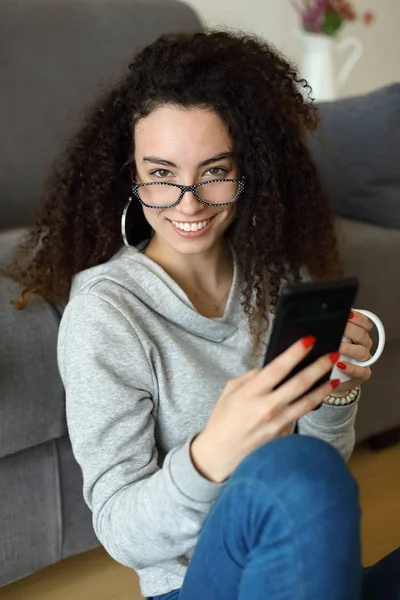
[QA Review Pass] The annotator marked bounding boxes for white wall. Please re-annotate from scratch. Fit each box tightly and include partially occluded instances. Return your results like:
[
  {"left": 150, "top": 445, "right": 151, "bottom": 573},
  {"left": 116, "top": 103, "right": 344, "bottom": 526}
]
[{"left": 185, "top": 0, "right": 400, "bottom": 98}]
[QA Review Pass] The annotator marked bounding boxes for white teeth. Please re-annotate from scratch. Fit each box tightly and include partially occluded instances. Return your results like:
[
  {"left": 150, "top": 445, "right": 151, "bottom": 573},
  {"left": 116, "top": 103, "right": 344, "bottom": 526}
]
[{"left": 172, "top": 219, "right": 210, "bottom": 232}]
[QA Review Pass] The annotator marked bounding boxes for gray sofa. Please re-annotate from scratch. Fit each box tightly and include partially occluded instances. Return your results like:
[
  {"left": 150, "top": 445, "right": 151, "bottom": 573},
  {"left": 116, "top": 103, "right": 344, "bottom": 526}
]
[{"left": 1, "top": 0, "right": 399, "bottom": 590}]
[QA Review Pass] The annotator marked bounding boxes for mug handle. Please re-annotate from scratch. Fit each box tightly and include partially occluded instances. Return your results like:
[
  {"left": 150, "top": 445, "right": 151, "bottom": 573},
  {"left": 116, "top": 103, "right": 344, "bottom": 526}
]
[{"left": 348, "top": 309, "right": 386, "bottom": 367}]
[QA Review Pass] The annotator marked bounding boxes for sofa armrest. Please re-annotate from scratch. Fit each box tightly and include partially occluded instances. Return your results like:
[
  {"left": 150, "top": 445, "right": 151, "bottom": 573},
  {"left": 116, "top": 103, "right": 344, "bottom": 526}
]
[{"left": 0, "top": 229, "right": 66, "bottom": 458}]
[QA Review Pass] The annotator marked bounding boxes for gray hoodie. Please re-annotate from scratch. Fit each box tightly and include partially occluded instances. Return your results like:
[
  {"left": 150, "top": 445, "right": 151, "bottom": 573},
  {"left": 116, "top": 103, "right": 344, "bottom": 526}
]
[{"left": 57, "top": 244, "right": 358, "bottom": 598}]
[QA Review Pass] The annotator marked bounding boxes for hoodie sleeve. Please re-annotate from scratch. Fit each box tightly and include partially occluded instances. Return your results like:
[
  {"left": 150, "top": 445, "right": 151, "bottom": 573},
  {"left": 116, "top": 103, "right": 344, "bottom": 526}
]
[
  {"left": 297, "top": 391, "right": 359, "bottom": 462},
  {"left": 57, "top": 292, "right": 225, "bottom": 571}
]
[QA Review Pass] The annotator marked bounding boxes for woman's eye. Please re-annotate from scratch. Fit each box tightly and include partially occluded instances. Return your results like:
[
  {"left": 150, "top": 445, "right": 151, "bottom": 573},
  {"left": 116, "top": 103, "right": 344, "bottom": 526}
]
[
  {"left": 206, "top": 167, "right": 228, "bottom": 177},
  {"left": 151, "top": 169, "right": 172, "bottom": 178}
]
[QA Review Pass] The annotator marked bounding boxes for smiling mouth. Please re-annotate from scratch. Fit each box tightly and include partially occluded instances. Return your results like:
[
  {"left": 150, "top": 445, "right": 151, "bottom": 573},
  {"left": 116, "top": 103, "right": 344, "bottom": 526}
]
[{"left": 168, "top": 216, "right": 214, "bottom": 232}]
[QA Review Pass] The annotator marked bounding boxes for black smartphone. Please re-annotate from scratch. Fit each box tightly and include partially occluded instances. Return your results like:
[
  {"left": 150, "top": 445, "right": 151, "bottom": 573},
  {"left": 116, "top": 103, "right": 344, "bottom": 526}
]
[{"left": 263, "top": 277, "right": 359, "bottom": 395}]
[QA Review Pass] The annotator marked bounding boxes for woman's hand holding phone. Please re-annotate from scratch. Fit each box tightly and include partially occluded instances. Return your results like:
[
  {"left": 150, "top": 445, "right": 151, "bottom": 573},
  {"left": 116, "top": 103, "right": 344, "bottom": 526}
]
[{"left": 190, "top": 337, "right": 340, "bottom": 483}]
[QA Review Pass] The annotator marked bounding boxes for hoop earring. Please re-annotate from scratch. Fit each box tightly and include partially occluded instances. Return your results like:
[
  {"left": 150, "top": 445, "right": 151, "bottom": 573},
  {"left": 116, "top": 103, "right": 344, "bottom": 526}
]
[{"left": 121, "top": 197, "right": 134, "bottom": 248}]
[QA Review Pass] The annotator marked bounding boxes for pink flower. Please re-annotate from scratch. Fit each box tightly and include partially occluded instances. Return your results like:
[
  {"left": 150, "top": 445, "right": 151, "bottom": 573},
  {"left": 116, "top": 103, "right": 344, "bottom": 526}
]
[
  {"left": 363, "top": 11, "right": 374, "bottom": 25},
  {"left": 290, "top": 0, "right": 374, "bottom": 30},
  {"left": 336, "top": 0, "right": 357, "bottom": 20},
  {"left": 316, "top": 0, "right": 328, "bottom": 10}
]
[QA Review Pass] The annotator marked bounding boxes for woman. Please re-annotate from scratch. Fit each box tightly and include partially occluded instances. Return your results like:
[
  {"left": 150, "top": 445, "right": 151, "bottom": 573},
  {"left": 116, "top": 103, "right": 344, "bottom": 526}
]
[{"left": 5, "top": 31, "right": 399, "bottom": 599}]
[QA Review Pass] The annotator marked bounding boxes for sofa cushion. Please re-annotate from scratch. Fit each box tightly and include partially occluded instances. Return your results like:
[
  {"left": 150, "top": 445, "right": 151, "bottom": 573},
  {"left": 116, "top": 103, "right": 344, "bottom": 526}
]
[
  {"left": 308, "top": 84, "right": 400, "bottom": 229},
  {"left": 0, "top": 229, "right": 66, "bottom": 459},
  {"left": 0, "top": 441, "right": 61, "bottom": 586},
  {"left": 336, "top": 217, "right": 400, "bottom": 343}
]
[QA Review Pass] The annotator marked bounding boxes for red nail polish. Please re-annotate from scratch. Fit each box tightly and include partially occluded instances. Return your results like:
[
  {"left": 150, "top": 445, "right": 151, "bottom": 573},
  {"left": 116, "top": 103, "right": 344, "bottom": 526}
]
[
  {"left": 329, "top": 352, "right": 340, "bottom": 364},
  {"left": 331, "top": 379, "right": 341, "bottom": 389},
  {"left": 337, "top": 362, "right": 346, "bottom": 370},
  {"left": 350, "top": 311, "right": 355, "bottom": 319},
  {"left": 302, "top": 335, "right": 316, "bottom": 349}
]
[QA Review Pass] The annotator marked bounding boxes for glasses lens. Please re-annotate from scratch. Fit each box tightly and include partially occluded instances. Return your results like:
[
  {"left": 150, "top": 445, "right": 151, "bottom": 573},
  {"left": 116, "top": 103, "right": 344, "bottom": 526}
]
[
  {"left": 138, "top": 184, "right": 180, "bottom": 207},
  {"left": 198, "top": 180, "right": 239, "bottom": 204}
]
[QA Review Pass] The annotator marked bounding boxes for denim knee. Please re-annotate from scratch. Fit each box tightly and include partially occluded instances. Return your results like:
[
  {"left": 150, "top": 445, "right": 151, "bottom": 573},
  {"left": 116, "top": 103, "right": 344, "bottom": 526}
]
[{"left": 227, "top": 435, "right": 359, "bottom": 513}]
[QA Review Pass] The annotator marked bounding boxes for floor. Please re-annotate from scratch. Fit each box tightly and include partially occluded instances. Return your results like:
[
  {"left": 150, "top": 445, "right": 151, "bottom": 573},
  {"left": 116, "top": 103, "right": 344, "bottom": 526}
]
[{"left": 2, "top": 442, "right": 400, "bottom": 600}]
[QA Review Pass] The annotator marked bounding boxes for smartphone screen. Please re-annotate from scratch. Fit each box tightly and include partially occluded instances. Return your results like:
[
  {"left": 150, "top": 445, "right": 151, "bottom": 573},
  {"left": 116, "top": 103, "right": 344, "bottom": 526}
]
[{"left": 263, "top": 277, "right": 359, "bottom": 394}]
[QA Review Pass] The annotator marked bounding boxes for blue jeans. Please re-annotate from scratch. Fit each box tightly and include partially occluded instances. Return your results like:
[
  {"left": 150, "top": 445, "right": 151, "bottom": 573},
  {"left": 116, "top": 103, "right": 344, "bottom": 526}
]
[{"left": 147, "top": 436, "right": 400, "bottom": 600}]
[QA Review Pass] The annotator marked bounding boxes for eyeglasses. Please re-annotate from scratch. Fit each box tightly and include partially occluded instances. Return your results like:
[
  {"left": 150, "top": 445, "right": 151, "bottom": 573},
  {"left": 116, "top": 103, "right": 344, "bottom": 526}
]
[{"left": 131, "top": 178, "right": 246, "bottom": 209}]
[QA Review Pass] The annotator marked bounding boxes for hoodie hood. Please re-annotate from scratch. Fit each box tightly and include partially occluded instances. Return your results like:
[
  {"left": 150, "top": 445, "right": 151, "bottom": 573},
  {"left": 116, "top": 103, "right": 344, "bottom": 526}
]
[{"left": 70, "top": 244, "right": 242, "bottom": 343}]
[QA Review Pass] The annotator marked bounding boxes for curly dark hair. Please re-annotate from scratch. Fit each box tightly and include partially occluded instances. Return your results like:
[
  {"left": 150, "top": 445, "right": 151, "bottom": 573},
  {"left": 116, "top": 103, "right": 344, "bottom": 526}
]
[{"left": 4, "top": 30, "right": 342, "bottom": 339}]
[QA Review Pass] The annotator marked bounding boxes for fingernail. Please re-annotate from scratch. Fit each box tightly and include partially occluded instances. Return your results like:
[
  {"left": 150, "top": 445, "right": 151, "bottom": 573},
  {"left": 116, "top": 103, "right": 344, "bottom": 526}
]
[
  {"left": 337, "top": 362, "right": 347, "bottom": 370},
  {"left": 331, "top": 379, "right": 341, "bottom": 389},
  {"left": 302, "top": 335, "right": 316, "bottom": 349},
  {"left": 350, "top": 311, "right": 355, "bottom": 319},
  {"left": 329, "top": 351, "right": 340, "bottom": 364}
]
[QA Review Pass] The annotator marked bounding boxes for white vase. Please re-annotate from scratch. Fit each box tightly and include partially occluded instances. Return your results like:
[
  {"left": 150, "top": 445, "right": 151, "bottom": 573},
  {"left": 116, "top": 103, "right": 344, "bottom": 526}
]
[{"left": 299, "top": 32, "right": 364, "bottom": 101}]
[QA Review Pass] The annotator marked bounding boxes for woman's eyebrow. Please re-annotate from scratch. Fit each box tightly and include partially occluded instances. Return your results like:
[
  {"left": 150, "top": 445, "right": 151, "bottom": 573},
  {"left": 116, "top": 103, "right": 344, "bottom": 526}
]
[
  {"left": 142, "top": 156, "right": 177, "bottom": 167},
  {"left": 198, "top": 152, "right": 232, "bottom": 167},
  {"left": 142, "top": 152, "right": 232, "bottom": 169}
]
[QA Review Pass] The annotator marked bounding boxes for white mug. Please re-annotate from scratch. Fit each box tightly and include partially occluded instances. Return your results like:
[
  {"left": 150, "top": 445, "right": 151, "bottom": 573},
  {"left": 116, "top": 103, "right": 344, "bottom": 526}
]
[{"left": 331, "top": 309, "right": 386, "bottom": 383}]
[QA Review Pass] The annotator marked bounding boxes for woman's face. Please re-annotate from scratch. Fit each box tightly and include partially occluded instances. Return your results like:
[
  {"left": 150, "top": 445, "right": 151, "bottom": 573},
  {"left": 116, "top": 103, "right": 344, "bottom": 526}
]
[{"left": 134, "top": 105, "right": 238, "bottom": 256}]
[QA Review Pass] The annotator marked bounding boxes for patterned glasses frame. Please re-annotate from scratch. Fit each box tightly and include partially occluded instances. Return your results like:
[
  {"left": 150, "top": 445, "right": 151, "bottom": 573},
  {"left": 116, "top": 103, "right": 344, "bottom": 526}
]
[{"left": 131, "top": 177, "right": 246, "bottom": 210}]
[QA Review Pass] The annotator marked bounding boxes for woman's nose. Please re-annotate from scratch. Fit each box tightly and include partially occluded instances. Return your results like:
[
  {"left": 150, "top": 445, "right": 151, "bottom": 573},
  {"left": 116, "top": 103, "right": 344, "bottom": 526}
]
[{"left": 176, "top": 188, "right": 203, "bottom": 215}]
